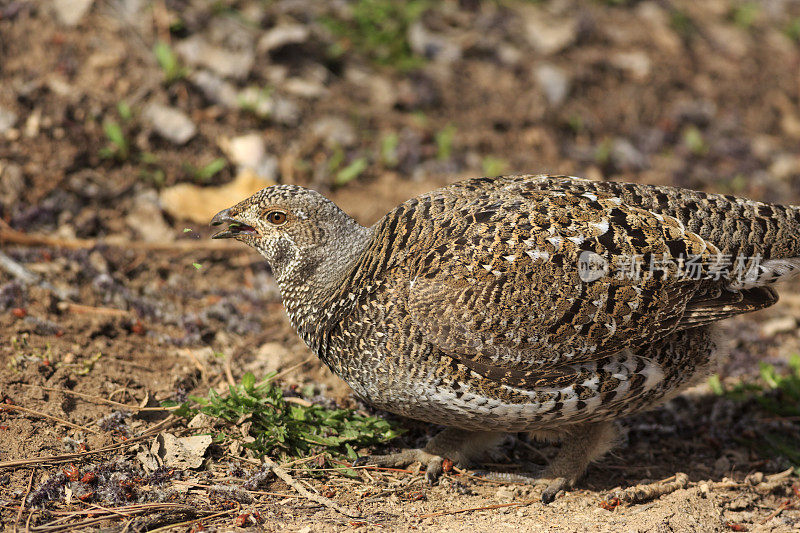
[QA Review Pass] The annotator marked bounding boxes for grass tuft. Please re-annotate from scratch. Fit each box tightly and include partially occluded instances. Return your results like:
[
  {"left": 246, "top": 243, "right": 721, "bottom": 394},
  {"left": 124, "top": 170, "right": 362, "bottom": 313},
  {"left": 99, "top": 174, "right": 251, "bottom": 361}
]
[
  {"left": 323, "top": 0, "right": 429, "bottom": 70},
  {"left": 710, "top": 356, "right": 800, "bottom": 471},
  {"left": 166, "top": 372, "right": 402, "bottom": 460}
]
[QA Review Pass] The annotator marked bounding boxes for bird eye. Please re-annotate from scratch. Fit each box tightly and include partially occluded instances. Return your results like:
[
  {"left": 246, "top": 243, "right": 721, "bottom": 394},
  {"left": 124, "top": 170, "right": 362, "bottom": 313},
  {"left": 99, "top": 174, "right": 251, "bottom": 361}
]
[{"left": 266, "top": 211, "right": 287, "bottom": 225}]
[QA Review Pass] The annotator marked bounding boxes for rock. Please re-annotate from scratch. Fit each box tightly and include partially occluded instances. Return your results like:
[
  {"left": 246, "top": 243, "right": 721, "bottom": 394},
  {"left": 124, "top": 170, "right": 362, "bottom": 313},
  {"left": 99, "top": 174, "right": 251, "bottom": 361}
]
[
  {"left": 237, "top": 86, "right": 274, "bottom": 118},
  {"left": 636, "top": 2, "right": 682, "bottom": 54},
  {"left": 408, "top": 21, "right": 461, "bottom": 63},
  {"left": 283, "top": 77, "right": 328, "bottom": 98},
  {"left": 495, "top": 485, "right": 516, "bottom": 501},
  {"left": 0, "top": 106, "right": 18, "bottom": 134},
  {"left": 253, "top": 342, "right": 294, "bottom": 375},
  {"left": 770, "top": 154, "right": 800, "bottom": 181},
  {"left": 144, "top": 103, "right": 196, "bottom": 145},
  {"left": 188, "top": 413, "right": 216, "bottom": 429},
  {"left": 190, "top": 70, "right": 239, "bottom": 108},
  {"left": 496, "top": 44, "right": 522, "bottom": 66},
  {"left": 175, "top": 35, "right": 254, "bottom": 80},
  {"left": 611, "top": 138, "right": 648, "bottom": 170},
  {"left": 311, "top": 116, "right": 357, "bottom": 148},
  {"left": 706, "top": 24, "right": 750, "bottom": 59},
  {"left": 534, "top": 63, "right": 570, "bottom": 107},
  {"left": 760, "top": 316, "right": 797, "bottom": 337},
  {"left": 221, "top": 133, "right": 279, "bottom": 180},
  {"left": 258, "top": 23, "right": 310, "bottom": 53},
  {"left": 52, "top": 0, "right": 93, "bottom": 26},
  {"left": 24, "top": 109, "right": 40, "bottom": 137},
  {"left": 223, "top": 133, "right": 266, "bottom": 169},
  {"left": 125, "top": 190, "right": 174, "bottom": 242},
  {"left": 152, "top": 432, "right": 212, "bottom": 469},
  {"left": 136, "top": 445, "right": 161, "bottom": 473},
  {"left": 345, "top": 67, "right": 397, "bottom": 110},
  {"left": 160, "top": 170, "right": 275, "bottom": 223},
  {"left": 0, "top": 162, "right": 24, "bottom": 207},
  {"left": 610, "top": 51, "right": 651, "bottom": 81},
  {"left": 270, "top": 96, "right": 301, "bottom": 126},
  {"left": 521, "top": 7, "right": 577, "bottom": 55}
]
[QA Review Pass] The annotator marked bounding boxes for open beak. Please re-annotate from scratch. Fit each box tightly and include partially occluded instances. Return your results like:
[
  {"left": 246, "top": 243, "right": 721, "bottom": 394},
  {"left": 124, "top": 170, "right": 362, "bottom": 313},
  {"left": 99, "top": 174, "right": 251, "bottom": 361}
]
[{"left": 210, "top": 208, "right": 258, "bottom": 239}]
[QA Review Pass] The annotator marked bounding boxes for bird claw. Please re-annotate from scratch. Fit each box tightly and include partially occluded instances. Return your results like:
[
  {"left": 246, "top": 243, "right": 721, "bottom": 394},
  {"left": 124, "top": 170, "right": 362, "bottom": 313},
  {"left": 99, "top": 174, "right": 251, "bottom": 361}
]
[
  {"left": 470, "top": 469, "right": 568, "bottom": 504},
  {"left": 353, "top": 448, "right": 447, "bottom": 484}
]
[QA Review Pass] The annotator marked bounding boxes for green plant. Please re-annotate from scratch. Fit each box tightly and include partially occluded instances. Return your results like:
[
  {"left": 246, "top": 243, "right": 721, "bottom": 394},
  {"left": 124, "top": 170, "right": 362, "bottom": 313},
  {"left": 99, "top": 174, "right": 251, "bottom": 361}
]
[
  {"left": 709, "top": 356, "right": 800, "bottom": 471},
  {"left": 731, "top": 2, "right": 760, "bottom": 29},
  {"left": 482, "top": 156, "right": 508, "bottom": 176},
  {"left": 669, "top": 9, "right": 696, "bottom": 38},
  {"left": 166, "top": 372, "right": 402, "bottom": 460},
  {"left": 117, "top": 101, "right": 133, "bottom": 121},
  {"left": 435, "top": 124, "right": 456, "bottom": 161},
  {"left": 154, "top": 41, "right": 187, "bottom": 83},
  {"left": 785, "top": 18, "right": 800, "bottom": 42},
  {"left": 184, "top": 158, "right": 228, "bottom": 183},
  {"left": 594, "top": 138, "right": 614, "bottom": 165},
  {"left": 380, "top": 133, "right": 399, "bottom": 168},
  {"left": 335, "top": 157, "right": 368, "bottom": 186},
  {"left": 683, "top": 126, "right": 708, "bottom": 156},
  {"left": 323, "top": 0, "right": 429, "bottom": 70},
  {"left": 99, "top": 120, "right": 129, "bottom": 161}
]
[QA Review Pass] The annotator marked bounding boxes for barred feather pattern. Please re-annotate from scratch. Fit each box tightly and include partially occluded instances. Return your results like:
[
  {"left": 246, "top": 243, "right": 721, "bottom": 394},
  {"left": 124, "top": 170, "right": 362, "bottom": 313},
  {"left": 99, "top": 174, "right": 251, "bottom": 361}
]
[{"left": 218, "top": 175, "right": 800, "bottom": 432}]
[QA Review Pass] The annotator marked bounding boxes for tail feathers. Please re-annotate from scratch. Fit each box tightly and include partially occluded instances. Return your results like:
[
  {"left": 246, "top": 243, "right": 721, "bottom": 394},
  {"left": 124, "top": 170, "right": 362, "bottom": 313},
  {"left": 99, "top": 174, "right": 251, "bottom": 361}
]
[{"left": 728, "top": 257, "right": 800, "bottom": 290}]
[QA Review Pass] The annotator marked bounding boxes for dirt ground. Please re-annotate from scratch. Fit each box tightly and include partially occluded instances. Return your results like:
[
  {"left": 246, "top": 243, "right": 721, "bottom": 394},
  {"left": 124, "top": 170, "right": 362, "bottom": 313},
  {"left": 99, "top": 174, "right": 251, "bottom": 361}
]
[{"left": 3, "top": 0, "right": 800, "bottom": 531}]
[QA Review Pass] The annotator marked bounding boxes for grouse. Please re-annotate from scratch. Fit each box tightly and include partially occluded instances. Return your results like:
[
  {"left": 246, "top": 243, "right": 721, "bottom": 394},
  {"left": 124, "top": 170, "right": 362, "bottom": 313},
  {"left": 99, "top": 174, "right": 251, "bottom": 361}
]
[{"left": 211, "top": 174, "right": 800, "bottom": 502}]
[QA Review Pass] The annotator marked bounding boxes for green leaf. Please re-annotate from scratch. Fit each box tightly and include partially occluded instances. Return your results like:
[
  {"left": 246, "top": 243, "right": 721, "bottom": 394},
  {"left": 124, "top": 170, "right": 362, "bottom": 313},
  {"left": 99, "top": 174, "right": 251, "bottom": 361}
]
[
  {"left": 707, "top": 374, "right": 723, "bottom": 395},
  {"left": 241, "top": 372, "right": 256, "bottom": 392},
  {"left": 334, "top": 157, "right": 368, "bottom": 186},
  {"left": 435, "top": 124, "right": 456, "bottom": 161},
  {"left": 171, "top": 372, "right": 403, "bottom": 459},
  {"left": 154, "top": 41, "right": 187, "bottom": 82}
]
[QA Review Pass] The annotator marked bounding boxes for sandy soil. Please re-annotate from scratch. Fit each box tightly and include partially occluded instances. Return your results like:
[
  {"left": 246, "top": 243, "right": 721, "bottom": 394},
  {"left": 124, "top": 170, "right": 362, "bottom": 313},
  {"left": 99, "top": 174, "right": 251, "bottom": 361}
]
[{"left": 3, "top": 0, "right": 800, "bottom": 530}]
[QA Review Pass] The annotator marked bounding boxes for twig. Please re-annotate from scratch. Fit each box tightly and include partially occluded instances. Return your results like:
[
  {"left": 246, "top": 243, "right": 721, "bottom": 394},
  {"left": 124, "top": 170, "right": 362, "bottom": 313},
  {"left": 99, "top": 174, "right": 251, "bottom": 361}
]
[
  {"left": 416, "top": 499, "right": 538, "bottom": 519},
  {"left": 171, "top": 480, "right": 298, "bottom": 499},
  {"left": 0, "top": 416, "right": 177, "bottom": 469},
  {"left": 29, "top": 386, "right": 178, "bottom": 412},
  {"left": 223, "top": 354, "right": 236, "bottom": 388},
  {"left": 280, "top": 452, "right": 326, "bottom": 469},
  {"left": 1, "top": 404, "right": 100, "bottom": 434},
  {"left": 29, "top": 503, "right": 208, "bottom": 533},
  {"left": 0, "top": 250, "right": 73, "bottom": 300},
  {"left": 0, "top": 250, "right": 38, "bottom": 284},
  {"left": 267, "top": 356, "right": 316, "bottom": 384},
  {"left": 262, "top": 456, "right": 361, "bottom": 518},
  {"left": 761, "top": 499, "right": 796, "bottom": 524},
  {"left": 146, "top": 509, "right": 238, "bottom": 533},
  {"left": 0, "top": 227, "right": 242, "bottom": 252},
  {"left": 59, "top": 303, "right": 131, "bottom": 317},
  {"left": 14, "top": 469, "right": 35, "bottom": 533},
  {"left": 183, "top": 348, "right": 208, "bottom": 380},
  {"left": 608, "top": 472, "right": 689, "bottom": 504}
]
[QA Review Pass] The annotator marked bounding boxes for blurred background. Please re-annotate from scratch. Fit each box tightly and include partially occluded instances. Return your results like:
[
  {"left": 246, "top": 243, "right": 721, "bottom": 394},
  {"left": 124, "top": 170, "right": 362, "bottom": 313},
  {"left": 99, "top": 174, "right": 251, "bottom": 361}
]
[
  {"left": 3, "top": 0, "right": 800, "bottom": 234},
  {"left": 4, "top": 1, "right": 800, "bottom": 528}
]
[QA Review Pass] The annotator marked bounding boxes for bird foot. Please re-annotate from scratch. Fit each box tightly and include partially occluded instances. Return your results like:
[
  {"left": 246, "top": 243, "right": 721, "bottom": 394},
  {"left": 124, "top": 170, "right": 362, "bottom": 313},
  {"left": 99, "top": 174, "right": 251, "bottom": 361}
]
[
  {"left": 354, "top": 428, "right": 504, "bottom": 484},
  {"left": 353, "top": 447, "right": 457, "bottom": 484},
  {"left": 471, "top": 470, "right": 569, "bottom": 504}
]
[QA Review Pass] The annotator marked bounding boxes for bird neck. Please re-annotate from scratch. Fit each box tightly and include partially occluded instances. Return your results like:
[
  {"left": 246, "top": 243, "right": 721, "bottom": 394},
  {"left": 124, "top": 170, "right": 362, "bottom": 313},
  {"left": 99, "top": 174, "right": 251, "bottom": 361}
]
[{"left": 275, "top": 220, "right": 374, "bottom": 346}]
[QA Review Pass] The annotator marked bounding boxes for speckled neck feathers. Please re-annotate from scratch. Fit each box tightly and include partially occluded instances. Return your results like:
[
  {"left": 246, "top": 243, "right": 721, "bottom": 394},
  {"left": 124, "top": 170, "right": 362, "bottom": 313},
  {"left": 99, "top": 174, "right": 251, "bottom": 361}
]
[{"left": 273, "top": 209, "right": 374, "bottom": 342}]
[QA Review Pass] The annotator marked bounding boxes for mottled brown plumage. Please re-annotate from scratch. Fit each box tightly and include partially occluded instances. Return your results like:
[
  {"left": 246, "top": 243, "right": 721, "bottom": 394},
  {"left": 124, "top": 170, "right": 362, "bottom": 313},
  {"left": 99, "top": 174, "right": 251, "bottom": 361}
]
[{"left": 211, "top": 175, "right": 800, "bottom": 502}]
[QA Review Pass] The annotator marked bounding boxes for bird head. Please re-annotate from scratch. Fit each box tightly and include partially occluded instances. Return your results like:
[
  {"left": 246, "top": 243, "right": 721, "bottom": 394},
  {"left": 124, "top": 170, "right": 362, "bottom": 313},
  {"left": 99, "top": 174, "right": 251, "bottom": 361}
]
[{"left": 210, "top": 185, "right": 367, "bottom": 282}]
